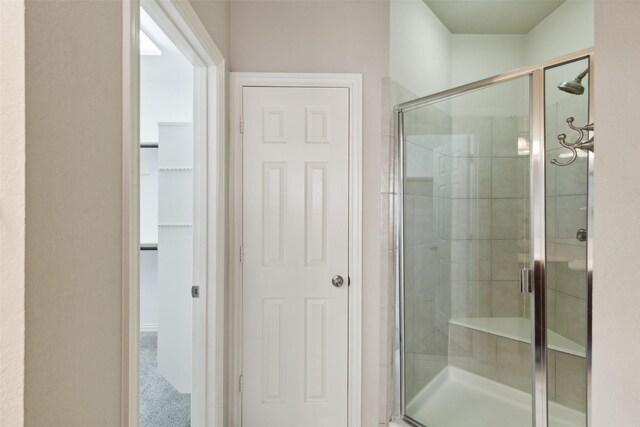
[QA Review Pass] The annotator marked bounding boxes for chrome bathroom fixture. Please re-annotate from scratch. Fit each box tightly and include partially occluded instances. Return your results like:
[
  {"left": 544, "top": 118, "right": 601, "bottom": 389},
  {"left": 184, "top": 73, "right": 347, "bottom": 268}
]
[
  {"left": 558, "top": 68, "right": 589, "bottom": 95},
  {"left": 576, "top": 228, "right": 588, "bottom": 243},
  {"left": 551, "top": 117, "right": 594, "bottom": 166}
]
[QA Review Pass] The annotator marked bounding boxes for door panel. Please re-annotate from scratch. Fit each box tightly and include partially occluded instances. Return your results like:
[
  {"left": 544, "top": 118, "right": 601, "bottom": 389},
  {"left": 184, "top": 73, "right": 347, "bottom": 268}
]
[
  {"left": 242, "top": 87, "right": 349, "bottom": 427},
  {"left": 157, "top": 123, "right": 194, "bottom": 394},
  {"left": 401, "top": 75, "right": 534, "bottom": 427}
]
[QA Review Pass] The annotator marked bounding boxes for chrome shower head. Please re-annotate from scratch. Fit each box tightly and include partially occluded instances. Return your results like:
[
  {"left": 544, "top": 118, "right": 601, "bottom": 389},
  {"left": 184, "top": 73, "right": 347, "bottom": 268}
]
[{"left": 558, "top": 68, "right": 589, "bottom": 95}]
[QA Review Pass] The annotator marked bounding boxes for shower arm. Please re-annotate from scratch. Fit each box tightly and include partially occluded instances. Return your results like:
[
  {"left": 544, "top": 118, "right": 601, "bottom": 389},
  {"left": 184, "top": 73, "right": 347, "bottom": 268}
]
[
  {"left": 550, "top": 117, "right": 594, "bottom": 166},
  {"left": 576, "top": 68, "right": 590, "bottom": 81}
]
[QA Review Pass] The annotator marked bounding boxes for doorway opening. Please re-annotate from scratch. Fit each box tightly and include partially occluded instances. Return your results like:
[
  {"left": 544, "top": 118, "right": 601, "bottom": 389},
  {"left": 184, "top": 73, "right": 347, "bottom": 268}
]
[
  {"left": 139, "top": 7, "right": 194, "bottom": 426},
  {"left": 123, "top": 1, "right": 226, "bottom": 426}
]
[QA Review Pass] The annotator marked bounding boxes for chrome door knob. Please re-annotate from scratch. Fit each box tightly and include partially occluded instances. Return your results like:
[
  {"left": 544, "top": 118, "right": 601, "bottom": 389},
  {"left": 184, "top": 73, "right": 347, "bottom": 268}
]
[{"left": 332, "top": 275, "right": 344, "bottom": 288}]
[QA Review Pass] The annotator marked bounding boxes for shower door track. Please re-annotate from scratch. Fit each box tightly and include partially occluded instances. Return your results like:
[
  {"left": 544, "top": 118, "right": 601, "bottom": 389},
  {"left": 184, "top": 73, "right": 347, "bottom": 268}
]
[{"left": 393, "top": 47, "right": 594, "bottom": 427}]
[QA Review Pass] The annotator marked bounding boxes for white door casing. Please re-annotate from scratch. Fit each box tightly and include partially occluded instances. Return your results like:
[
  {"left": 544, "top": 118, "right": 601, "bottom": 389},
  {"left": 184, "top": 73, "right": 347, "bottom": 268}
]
[{"left": 242, "top": 87, "right": 349, "bottom": 426}]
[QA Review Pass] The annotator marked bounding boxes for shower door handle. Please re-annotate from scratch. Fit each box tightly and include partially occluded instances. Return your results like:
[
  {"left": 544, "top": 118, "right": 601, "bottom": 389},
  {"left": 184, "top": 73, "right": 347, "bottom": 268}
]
[{"left": 520, "top": 268, "right": 532, "bottom": 294}]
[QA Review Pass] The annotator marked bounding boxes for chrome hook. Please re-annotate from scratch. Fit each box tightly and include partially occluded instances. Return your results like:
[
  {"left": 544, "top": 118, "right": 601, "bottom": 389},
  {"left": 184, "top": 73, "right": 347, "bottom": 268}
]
[{"left": 550, "top": 117, "right": 594, "bottom": 166}]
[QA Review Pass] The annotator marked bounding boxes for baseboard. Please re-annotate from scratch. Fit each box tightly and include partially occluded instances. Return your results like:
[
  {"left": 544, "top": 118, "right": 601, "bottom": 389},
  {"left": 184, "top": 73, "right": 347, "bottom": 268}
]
[{"left": 140, "top": 323, "right": 158, "bottom": 333}]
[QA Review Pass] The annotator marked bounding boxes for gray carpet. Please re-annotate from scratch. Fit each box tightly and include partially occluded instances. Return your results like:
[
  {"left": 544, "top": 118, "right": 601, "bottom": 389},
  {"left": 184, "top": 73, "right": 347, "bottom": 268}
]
[{"left": 140, "top": 332, "right": 191, "bottom": 427}]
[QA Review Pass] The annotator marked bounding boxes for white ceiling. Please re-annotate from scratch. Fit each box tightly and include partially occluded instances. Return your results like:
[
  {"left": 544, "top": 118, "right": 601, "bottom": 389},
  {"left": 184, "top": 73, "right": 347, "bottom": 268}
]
[
  {"left": 139, "top": 9, "right": 192, "bottom": 84},
  {"left": 424, "top": 0, "right": 566, "bottom": 34}
]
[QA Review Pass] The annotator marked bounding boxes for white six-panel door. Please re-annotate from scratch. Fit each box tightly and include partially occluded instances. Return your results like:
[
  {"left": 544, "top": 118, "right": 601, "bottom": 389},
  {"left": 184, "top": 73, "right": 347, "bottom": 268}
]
[{"left": 242, "top": 86, "right": 350, "bottom": 427}]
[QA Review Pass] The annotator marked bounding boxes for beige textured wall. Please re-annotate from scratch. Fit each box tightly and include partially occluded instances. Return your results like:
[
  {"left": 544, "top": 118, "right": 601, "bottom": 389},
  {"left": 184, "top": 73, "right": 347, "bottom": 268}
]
[
  {"left": 15, "top": 1, "right": 230, "bottom": 425},
  {"left": 23, "top": 1, "right": 123, "bottom": 425},
  {"left": 20, "top": 1, "right": 231, "bottom": 425},
  {"left": 230, "top": 1, "right": 391, "bottom": 424},
  {"left": 592, "top": 1, "right": 640, "bottom": 425},
  {"left": 0, "top": 1, "right": 26, "bottom": 426},
  {"left": 189, "top": 0, "right": 230, "bottom": 60}
]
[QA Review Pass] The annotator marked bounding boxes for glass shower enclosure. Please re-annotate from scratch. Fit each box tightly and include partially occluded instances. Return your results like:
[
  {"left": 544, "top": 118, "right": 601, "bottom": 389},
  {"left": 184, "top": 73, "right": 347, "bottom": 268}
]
[{"left": 395, "top": 50, "right": 593, "bottom": 427}]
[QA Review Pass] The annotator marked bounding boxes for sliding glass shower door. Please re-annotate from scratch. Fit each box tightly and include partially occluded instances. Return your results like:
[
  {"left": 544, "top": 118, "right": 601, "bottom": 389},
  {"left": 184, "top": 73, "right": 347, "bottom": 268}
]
[{"left": 397, "top": 51, "right": 593, "bottom": 427}]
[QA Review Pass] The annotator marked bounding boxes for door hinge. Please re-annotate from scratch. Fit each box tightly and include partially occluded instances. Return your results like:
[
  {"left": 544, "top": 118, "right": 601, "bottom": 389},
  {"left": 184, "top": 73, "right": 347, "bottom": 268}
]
[
  {"left": 191, "top": 285, "right": 200, "bottom": 298},
  {"left": 239, "top": 374, "right": 244, "bottom": 393},
  {"left": 240, "top": 246, "right": 244, "bottom": 264},
  {"left": 240, "top": 116, "right": 244, "bottom": 134},
  {"left": 348, "top": 276, "right": 351, "bottom": 287}
]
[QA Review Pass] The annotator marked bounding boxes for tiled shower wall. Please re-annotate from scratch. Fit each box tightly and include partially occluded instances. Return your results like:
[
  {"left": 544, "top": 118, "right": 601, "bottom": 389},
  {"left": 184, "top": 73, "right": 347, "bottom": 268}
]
[
  {"left": 444, "top": 97, "right": 589, "bottom": 412},
  {"left": 378, "top": 79, "right": 395, "bottom": 424},
  {"left": 444, "top": 112, "right": 532, "bottom": 390},
  {"left": 402, "top": 108, "right": 453, "bottom": 403}
]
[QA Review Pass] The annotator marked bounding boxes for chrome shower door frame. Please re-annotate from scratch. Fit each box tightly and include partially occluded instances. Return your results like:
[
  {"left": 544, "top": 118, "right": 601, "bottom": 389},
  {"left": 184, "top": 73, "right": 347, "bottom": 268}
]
[{"left": 393, "top": 48, "right": 595, "bottom": 427}]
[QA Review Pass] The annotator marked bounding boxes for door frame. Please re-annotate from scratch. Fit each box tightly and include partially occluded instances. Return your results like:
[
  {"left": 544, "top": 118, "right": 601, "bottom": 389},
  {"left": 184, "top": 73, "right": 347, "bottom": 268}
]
[
  {"left": 229, "top": 73, "right": 363, "bottom": 427},
  {"left": 122, "top": 1, "right": 226, "bottom": 426}
]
